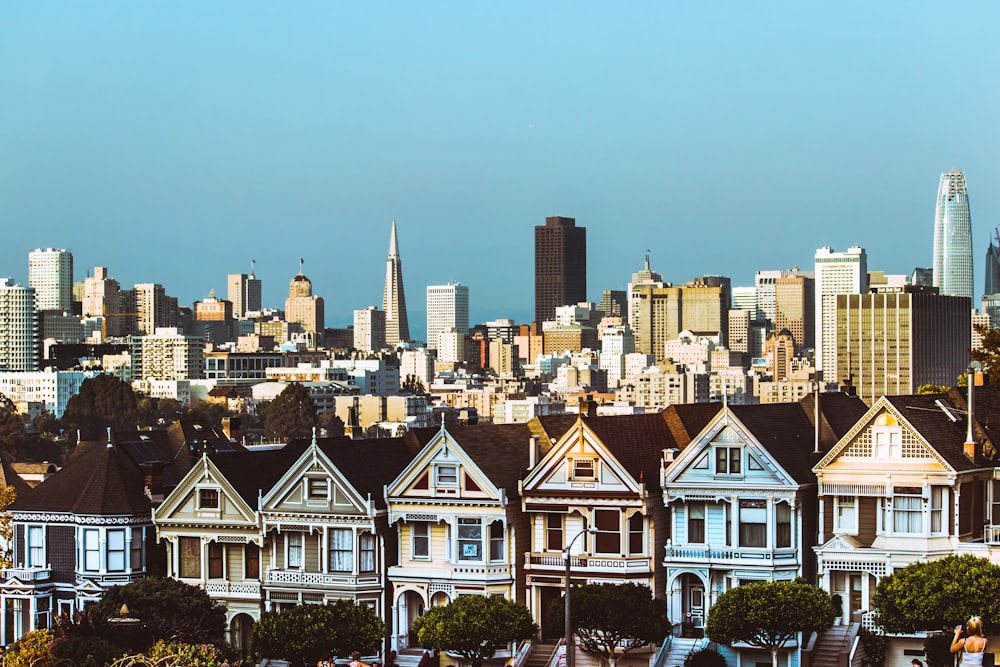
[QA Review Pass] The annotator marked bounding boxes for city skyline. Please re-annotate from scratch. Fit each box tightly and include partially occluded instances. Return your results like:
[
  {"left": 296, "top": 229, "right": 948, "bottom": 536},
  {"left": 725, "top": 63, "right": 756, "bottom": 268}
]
[{"left": 2, "top": 3, "right": 999, "bottom": 332}]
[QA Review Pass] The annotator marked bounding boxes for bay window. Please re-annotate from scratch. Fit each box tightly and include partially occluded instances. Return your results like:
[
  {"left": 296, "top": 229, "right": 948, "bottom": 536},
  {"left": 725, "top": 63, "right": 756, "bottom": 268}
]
[{"left": 458, "top": 518, "right": 482, "bottom": 561}]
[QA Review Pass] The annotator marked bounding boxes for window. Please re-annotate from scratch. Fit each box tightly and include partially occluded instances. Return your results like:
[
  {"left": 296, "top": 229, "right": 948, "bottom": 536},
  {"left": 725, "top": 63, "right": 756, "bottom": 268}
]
[
  {"left": 893, "top": 487, "right": 922, "bottom": 534},
  {"left": 412, "top": 522, "right": 430, "bottom": 559},
  {"left": 688, "top": 504, "right": 706, "bottom": 543},
  {"left": 245, "top": 543, "right": 260, "bottom": 579},
  {"left": 435, "top": 465, "right": 458, "bottom": 487},
  {"left": 489, "top": 521, "right": 504, "bottom": 561},
  {"left": 594, "top": 509, "right": 620, "bottom": 554},
  {"left": 571, "top": 458, "right": 597, "bottom": 480},
  {"left": 199, "top": 488, "right": 219, "bottom": 509},
  {"left": 836, "top": 496, "right": 857, "bottom": 532},
  {"left": 716, "top": 447, "right": 741, "bottom": 475},
  {"left": 359, "top": 533, "right": 375, "bottom": 572},
  {"left": 458, "top": 518, "right": 482, "bottom": 561},
  {"left": 307, "top": 478, "right": 329, "bottom": 500},
  {"left": 130, "top": 527, "right": 143, "bottom": 570},
  {"left": 546, "top": 514, "right": 563, "bottom": 552},
  {"left": 179, "top": 536, "right": 201, "bottom": 578},
  {"left": 329, "top": 528, "right": 352, "bottom": 572},
  {"left": 739, "top": 500, "right": 766, "bottom": 547},
  {"left": 628, "top": 513, "right": 644, "bottom": 555},
  {"left": 84, "top": 529, "right": 100, "bottom": 571},
  {"left": 27, "top": 526, "right": 44, "bottom": 567},
  {"left": 208, "top": 542, "right": 224, "bottom": 578},
  {"left": 107, "top": 530, "right": 126, "bottom": 572},
  {"left": 287, "top": 533, "right": 303, "bottom": 568},
  {"left": 776, "top": 503, "right": 791, "bottom": 548},
  {"left": 931, "top": 487, "right": 945, "bottom": 534}
]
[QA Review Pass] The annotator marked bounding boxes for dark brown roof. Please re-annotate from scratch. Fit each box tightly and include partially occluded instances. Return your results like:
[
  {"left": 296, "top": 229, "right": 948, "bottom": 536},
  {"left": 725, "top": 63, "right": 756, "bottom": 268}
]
[
  {"left": 2, "top": 459, "right": 33, "bottom": 495},
  {"left": 662, "top": 403, "right": 722, "bottom": 445},
  {"left": 406, "top": 423, "right": 536, "bottom": 493},
  {"left": 728, "top": 395, "right": 868, "bottom": 485},
  {"left": 210, "top": 444, "right": 308, "bottom": 507},
  {"left": 883, "top": 393, "right": 998, "bottom": 472},
  {"left": 320, "top": 437, "right": 423, "bottom": 508},
  {"left": 11, "top": 440, "right": 151, "bottom": 516}
]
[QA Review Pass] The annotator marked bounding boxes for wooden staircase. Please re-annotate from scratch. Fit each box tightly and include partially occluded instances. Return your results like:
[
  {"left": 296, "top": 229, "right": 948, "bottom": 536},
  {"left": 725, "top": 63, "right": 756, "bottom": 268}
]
[
  {"left": 523, "top": 641, "right": 561, "bottom": 667},
  {"left": 810, "top": 625, "right": 855, "bottom": 667},
  {"left": 658, "top": 637, "right": 703, "bottom": 667}
]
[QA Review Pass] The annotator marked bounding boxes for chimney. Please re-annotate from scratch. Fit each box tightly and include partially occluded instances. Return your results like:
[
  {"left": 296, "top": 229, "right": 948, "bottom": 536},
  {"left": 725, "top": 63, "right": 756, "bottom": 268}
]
[
  {"left": 529, "top": 435, "right": 540, "bottom": 469},
  {"left": 143, "top": 462, "right": 164, "bottom": 505},
  {"left": 964, "top": 363, "right": 979, "bottom": 460},
  {"left": 221, "top": 416, "right": 241, "bottom": 442}
]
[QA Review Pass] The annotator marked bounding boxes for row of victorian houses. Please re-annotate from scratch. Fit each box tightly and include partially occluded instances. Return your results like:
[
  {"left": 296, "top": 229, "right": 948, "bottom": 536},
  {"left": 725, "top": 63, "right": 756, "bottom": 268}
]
[{"left": 3, "top": 387, "right": 1000, "bottom": 667}]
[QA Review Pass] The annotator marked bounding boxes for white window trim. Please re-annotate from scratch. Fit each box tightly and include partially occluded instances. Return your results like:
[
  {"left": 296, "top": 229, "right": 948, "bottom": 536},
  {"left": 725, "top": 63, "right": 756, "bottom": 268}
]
[
  {"left": 435, "top": 464, "right": 458, "bottom": 488},
  {"left": 411, "top": 522, "right": 430, "bottom": 560},
  {"left": 286, "top": 532, "right": 304, "bottom": 569},
  {"left": 26, "top": 524, "right": 46, "bottom": 568}
]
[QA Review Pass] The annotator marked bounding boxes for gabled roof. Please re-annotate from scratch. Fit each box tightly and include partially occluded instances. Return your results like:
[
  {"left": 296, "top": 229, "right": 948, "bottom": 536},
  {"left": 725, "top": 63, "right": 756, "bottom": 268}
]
[
  {"left": 405, "top": 422, "right": 535, "bottom": 492},
  {"left": 11, "top": 440, "right": 151, "bottom": 516},
  {"left": 881, "top": 393, "right": 997, "bottom": 471},
  {"left": 1, "top": 459, "right": 32, "bottom": 495},
  {"left": 319, "top": 436, "right": 422, "bottom": 509},
  {"left": 662, "top": 403, "right": 722, "bottom": 446},
  {"left": 727, "top": 402, "right": 828, "bottom": 484},
  {"left": 210, "top": 444, "right": 308, "bottom": 508}
]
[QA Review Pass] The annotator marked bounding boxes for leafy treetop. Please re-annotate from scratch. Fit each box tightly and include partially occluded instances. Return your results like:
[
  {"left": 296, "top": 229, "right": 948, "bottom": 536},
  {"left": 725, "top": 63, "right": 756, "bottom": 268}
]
[
  {"left": 253, "top": 600, "right": 383, "bottom": 666},
  {"left": 414, "top": 595, "right": 537, "bottom": 667},
  {"left": 262, "top": 382, "right": 317, "bottom": 441}
]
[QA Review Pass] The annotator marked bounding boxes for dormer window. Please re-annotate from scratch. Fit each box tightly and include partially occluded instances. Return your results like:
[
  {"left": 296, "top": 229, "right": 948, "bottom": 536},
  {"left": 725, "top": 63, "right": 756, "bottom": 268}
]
[
  {"left": 716, "top": 447, "right": 741, "bottom": 475},
  {"left": 571, "top": 458, "right": 597, "bottom": 480},
  {"left": 435, "top": 465, "right": 458, "bottom": 487},
  {"left": 199, "top": 489, "right": 219, "bottom": 509}
]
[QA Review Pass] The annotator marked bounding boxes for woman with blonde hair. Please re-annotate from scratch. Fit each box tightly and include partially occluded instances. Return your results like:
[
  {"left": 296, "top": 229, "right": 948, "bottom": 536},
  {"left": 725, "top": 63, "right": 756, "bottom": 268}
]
[{"left": 951, "top": 616, "right": 988, "bottom": 664}]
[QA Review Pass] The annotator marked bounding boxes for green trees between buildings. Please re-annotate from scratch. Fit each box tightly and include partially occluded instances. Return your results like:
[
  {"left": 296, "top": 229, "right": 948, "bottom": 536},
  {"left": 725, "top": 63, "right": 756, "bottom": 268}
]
[
  {"left": 62, "top": 374, "right": 140, "bottom": 439},
  {"left": 261, "top": 382, "right": 317, "bottom": 442},
  {"left": 872, "top": 554, "right": 1000, "bottom": 634},
  {"left": 0, "top": 392, "right": 24, "bottom": 459},
  {"left": 548, "top": 583, "right": 668, "bottom": 667},
  {"left": 253, "top": 600, "right": 384, "bottom": 666},
  {"left": 413, "top": 595, "right": 537, "bottom": 667},
  {"left": 705, "top": 580, "right": 834, "bottom": 667}
]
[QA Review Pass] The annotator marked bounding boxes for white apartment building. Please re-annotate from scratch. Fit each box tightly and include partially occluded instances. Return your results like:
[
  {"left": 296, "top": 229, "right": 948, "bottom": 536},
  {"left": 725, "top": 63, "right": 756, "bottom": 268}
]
[
  {"left": 436, "top": 329, "right": 465, "bottom": 363},
  {"left": 329, "top": 358, "right": 400, "bottom": 395},
  {"left": 353, "top": 306, "right": 386, "bottom": 353},
  {"left": 132, "top": 327, "right": 204, "bottom": 381},
  {"left": 491, "top": 395, "right": 565, "bottom": 424},
  {"left": 426, "top": 282, "right": 468, "bottom": 350},
  {"left": 0, "top": 279, "right": 39, "bottom": 371},
  {"left": 227, "top": 272, "right": 262, "bottom": 318},
  {"left": 628, "top": 365, "right": 709, "bottom": 409},
  {"left": 400, "top": 348, "right": 435, "bottom": 392},
  {"left": 28, "top": 248, "right": 73, "bottom": 312},
  {"left": 599, "top": 325, "right": 635, "bottom": 388},
  {"left": 814, "top": 246, "right": 867, "bottom": 382},
  {"left": 82, "top": 267, "right": 124, "bottom": 338},
  {"left": 0, "top": 370, "right": 94, "bottom": 418}
]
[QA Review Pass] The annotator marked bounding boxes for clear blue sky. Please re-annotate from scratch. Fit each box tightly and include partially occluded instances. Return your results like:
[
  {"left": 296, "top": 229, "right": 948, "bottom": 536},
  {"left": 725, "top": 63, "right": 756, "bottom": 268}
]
[{"left": 2, "top": 2, "right": 998, "bottom": 337}]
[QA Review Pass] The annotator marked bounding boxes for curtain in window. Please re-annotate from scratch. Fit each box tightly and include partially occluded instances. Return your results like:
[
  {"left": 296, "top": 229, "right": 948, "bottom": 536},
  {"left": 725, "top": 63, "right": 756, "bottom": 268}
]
[
  {"left": 179, "top": 536, "right": 201, "bottom": 578},
  {"left": 739, "top": 504, "right": 766, "bottom": 547},
  {"left": 107, "top": 530, "right": 126, "bottom": 572},
  {"left": 359, "top": 534, "right": 375, "bottom": 572},
  {"left": 329, "top": 529, "right": 352, "bottom": 572}
]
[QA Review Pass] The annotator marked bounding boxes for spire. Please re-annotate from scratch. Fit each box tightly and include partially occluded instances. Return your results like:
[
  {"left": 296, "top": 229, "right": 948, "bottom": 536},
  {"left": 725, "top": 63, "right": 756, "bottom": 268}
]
[{"left": 388, "top": 219, "right": 400, "bottom": 260}]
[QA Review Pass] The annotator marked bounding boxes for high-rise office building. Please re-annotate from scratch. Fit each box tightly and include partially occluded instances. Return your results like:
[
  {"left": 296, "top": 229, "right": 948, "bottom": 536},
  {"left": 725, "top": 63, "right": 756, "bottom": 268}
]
[
  {"left": 132, "top": 327, "right": 204, "bottom": 381},
  {"left": 626, "top": 252, "right": 664, "bottom": 326},
  {"left": 382, "top": 220, "right": 410, "bottom": 345},
  {"left": 630, "top": 283, "right": 728, "bottom": 363},
  {"left": 228, "top": 270, "right": 262, "bottom": 318},
  {"left": 28, "top": 248, "right": 73, "bottom": 312},
  {"left": 597, "top": 290, "right": 628, "bottom": 322},
  {"left": 836, "top": 286, "right": 969, "bottom": 402},
  {"left": 354, "top": 306, "right": 386, "bottom": 353},
  {"left": 82, "top": 267, "right": 124, "bottom": 338},
  {"left": 285, "top": 272, "right": 324, "bottom": 334},
  {"left": 132, "top": 283, "right": 178, "bottom": 336},
  {"left": 933, "top": 167, "right": 973, "bottom": 301},
  {"left": 426, "top": 282, "right": 469, "bottom": 351},
  {"left": 774, "top": 274, "right": 814, "bottom": 352},
  {"left": 0, "top": 279, "right": 39, "bottom": 371},
  {"left": 534, "top": 216, "right": 586, "bottom": 325},
  {"left": 985, "top": 228, "right": 1000, "bottom": 298},
  {"left": 814, "top": 246, "right": 868, "bottom": 380}
]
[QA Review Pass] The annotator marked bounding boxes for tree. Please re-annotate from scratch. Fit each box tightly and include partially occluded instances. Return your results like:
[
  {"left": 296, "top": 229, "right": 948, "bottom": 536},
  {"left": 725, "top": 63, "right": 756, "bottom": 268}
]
[
  {"left": 253, "top": 601, "right": 383, "bottom": 666},
  {"left": 871, "top": 554, "right": 1000, "bottom": 634},
  {"left": 971, "top": 325, "right": 1000, "bottom": 385},
  {"left": 90, "top": 576, "right": 226, "bottom": 650},
  {"left": 318, "top": 411, "right": 345, "bottom": 437},
  {"left": 262, "top": 382, "right": 317, "bottom": 441},
  {"left": 402, "top": 374, "right": 425, "bottom": 395},
  {"left": 413, "top": 595, "right": 537, "bottom": 667},
  {"left": 548, "top": 583, "right": 668, "bottom": 667},
  {"left": 705, "top": 580, "right": 835, "bottom": 667},
  {"left": 0, "top": 392, "right": 24, "bottom": 459},
  {"left": 0, "top": 484, "right": 17, "bottom": 568},
  {"left": 62, "top": 374, "right": 141, "bottom": 439},
  {"left": 32, "top": 411, "right": 62, "bottom": 438},
  {"left": 917, "top": 384, "right": 949, "bottom": 395}
]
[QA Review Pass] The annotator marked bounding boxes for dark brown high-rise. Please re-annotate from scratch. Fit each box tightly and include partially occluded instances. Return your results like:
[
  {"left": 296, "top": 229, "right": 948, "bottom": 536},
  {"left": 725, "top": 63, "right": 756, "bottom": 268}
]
[{"left": 534, "top": 216, "right": 586, "bottom": 325}]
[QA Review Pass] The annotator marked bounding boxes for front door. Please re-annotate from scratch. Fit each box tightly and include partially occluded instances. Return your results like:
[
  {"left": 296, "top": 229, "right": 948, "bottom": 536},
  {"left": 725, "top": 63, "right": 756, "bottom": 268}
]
[
  {"left": 687, "top": 583, "right": 705, "bottom": 628},
  {"left": 540, "top": 586, "right": 562, "bottom": 640}
]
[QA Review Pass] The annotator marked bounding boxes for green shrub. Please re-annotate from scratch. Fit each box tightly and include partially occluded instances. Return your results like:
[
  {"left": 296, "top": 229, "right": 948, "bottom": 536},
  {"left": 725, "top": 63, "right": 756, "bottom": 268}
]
[
  {"left": 147, "top": 639, "right": 227, "bottom": 667},
  {"left": 923, "top": 632, "right": 952, "bottom": 667},
  {"left": 684, "top": 647, "right": 727, "bottom": 667},
  {"left": 51, "top": 634, "right": 125, "bottom": 667},
  {"left": 4, "top": 629, "right": 55, "bottom": 667}
]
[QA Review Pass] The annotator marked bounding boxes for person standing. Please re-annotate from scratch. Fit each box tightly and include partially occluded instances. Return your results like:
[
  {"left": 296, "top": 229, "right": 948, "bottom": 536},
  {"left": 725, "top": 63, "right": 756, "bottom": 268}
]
[{"left": 951, "top": 616, "right": 988, "bottom": 665}]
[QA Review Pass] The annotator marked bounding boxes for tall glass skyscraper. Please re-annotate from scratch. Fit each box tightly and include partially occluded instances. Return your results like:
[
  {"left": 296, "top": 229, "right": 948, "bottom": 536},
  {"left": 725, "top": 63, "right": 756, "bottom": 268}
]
[
  {"left": 984, "top": 228, "right": 1000, "bottom": 297},
  {"left": 933, "top": 168, "right": 973, "bottom": 302}
]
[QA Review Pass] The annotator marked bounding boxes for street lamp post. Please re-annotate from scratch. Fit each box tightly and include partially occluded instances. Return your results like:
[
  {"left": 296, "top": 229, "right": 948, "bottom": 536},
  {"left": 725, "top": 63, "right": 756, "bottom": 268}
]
[{"left": 565, "top": 526, "right": 596, "bottom": 667}]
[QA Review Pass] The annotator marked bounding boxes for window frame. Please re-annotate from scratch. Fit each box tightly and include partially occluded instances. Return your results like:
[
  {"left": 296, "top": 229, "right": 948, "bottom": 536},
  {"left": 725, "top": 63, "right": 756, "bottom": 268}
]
[
  {"left": 27, "top": 525, "right": 45, "bottom": 568},
  {"left": 106, "top": 529, "right": 126, "bottom": 573},
  {"left": 489, "top": 520, "right": 505, "bottom": 562},
  {"left": 627, "top": 513, "right": 644, "bottom": 555},
  {"left": 198, "top": 488, "right": 220, "bottom": 510},
  {"left": 891, "top": 487, "right": 923, "bottom": 534},
  {"left": 245, "top": 543, "right": 260, "bottom": 579},
  {"left": 179, "top": 536, "right": 201, "bottom": 579},
  {"left": 715, "top": 447, "right": 742, "bottom": 475},
  {"left": 835, "top": 495, "right": 857, "bottom": 533},
  {"left": 775, "top": 502, "right": 792, "bottom": 548},
  {"left": 435, "top": 465, "right": 458, "bottom": 487},
  {"left": 571, "top": 457, "right": 597, "bottom": 481},
  {"left": 287, "top": 532, "right": 304, "bottom": 569},
  {"left": 412, "top": 522, "right": 430, "bottom": 560},
  {"left": 83, "top": 528, "right": 100, "bottom": 572},
  {"left": 738, "top": 499, "right": 767, "bottom": 548},
  {"left": 546, "top": 514, "right": 563, "bottom": 552},
  {"left": 593, "top": 509, "right": 621, "bottom": 555},
  {"left": 359, "top": 533, "right": 376, "bottom": 572},
  {"left": 329, "top": 528, "right": 352, "bottom": 572},
  {"left": 307, "top": 477, "right": 330, "bottom": 501},
  {"left": 688, "top": 503, "right": 706, "bottom": 544},
  {"left": 457, "top": 517, "right": 483, "bottom": 562},
  {"left": 208, "top": 542, "right": 224, "bottom": 578}
]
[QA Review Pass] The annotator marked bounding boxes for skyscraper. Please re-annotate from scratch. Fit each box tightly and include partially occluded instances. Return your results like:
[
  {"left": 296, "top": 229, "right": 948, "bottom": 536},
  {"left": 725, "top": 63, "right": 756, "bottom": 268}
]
[
  {"left": 28, "top": 248, "right": 73, "bottom": 312},
  {"left": 933, "top": 167, "right": 973, "bottom": 301},
  {"left": 382, "top": 220, "right": 410, "bottom": 345},
  {"left": 814, "top": 246, "right": 867, "bottom": 380},
  {"left": 0, "top": 279, "right": 39, "bottom": 371},
  {"left": 228, "top": 269, "right": 262, "bottom": 318},
  {"left": 534, "top": 216, "right": 586, "bottom": 325},
  {"left": 426, "top": 282, "right": 469, "bottom": 351},
  {"left": 285, "top": 271, "right": 324, "bottom": 334},
  {"left": 985, "top": 228, "right": 1000, "bottom": 297}
]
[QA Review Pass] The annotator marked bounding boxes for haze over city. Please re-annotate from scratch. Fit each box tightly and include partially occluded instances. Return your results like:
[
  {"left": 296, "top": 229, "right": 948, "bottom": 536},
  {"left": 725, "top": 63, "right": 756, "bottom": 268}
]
[{"left": 2, "top": 2, "right": 999, "bottom": 336}]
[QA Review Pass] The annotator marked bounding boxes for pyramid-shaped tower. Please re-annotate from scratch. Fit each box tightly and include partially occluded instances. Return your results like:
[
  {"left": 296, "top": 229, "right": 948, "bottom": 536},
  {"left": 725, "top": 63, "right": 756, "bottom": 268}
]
[{"left": 382, "top": 220, "right": 410, "bottom": 345}]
